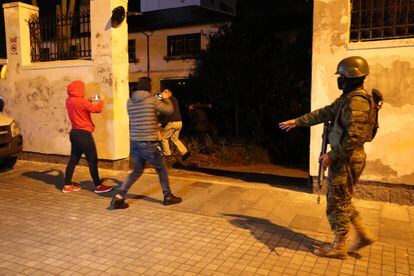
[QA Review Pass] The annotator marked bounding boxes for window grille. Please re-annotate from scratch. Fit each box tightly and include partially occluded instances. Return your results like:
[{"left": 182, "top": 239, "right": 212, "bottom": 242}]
[
  {"left": 28, "top": 12, "right": 91, "bottom": 62},
  {"left": 350, "top": 0, "right": 414, "bottom": 42},
  {"left": 166, "top": 33, "right": 201, "bottom": 60}
]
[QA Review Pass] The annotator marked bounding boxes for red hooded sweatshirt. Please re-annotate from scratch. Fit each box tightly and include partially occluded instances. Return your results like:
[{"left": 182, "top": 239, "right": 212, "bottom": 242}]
[{"left": 66, "top": 80, "right": 104, "bottom": 133}]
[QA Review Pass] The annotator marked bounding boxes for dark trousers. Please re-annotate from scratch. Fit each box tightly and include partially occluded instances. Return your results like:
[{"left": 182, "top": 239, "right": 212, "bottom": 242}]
[
  {"left": 118, "top": 141, "right": 172, "bottom": 197},
  {"left": 64, "top": 129, "right": 101, "bottom": 187}
]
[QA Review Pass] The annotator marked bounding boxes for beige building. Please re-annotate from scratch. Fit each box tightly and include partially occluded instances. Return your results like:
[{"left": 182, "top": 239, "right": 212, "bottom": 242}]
[
  {"left": 311, "top": 1, "right": 414, "bottom": 188},
  {"left": 127, "top": 6, "right": 232, "bottom": 95}
]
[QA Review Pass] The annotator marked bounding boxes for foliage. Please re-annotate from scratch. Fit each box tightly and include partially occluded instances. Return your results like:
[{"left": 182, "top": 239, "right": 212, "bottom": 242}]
[
  {"left": 182, "top": 136, "right": 270, "bottom": 167},
  {"left": 190, "top": 0, "right": 312, "bottom": 166}
]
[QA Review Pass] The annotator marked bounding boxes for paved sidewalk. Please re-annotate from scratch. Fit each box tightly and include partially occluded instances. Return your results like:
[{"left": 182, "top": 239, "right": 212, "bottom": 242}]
[{"left": 0, "top": 160, "right": 414, "bottom": 275}]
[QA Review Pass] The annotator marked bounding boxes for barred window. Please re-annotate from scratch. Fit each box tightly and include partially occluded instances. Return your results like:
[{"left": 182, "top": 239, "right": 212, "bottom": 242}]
[
  {"left": 29, "top": 12, "right": 91, "bottom": 62},
  {"left": 167, "top": 33, "right": 201, "bottom": 59},
  {"left": 350, "top": 0, "right": 414, "bottom": 42},
  {"left": 128, "top": 39, "right": 136, "bottom": 63}
]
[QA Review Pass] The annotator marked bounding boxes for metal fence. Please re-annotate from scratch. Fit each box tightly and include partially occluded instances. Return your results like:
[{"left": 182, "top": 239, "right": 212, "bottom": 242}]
[
  {"left": 350, "top": 0, "right": 414, "bottom": 42},
  {"left": 29, "top": 12, "right": 91, "bottom": 62}
]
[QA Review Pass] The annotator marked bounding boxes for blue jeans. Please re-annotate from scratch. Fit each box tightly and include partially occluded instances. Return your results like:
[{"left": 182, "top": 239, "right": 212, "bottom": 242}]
[{"left": 118, "top": 141, "right": 172, "bottom": 197}]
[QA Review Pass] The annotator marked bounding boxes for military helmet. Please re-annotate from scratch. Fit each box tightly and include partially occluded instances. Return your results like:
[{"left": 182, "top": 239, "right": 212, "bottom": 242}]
[{"left": 336, "top": 56, "right": 369, "bottom": 78}]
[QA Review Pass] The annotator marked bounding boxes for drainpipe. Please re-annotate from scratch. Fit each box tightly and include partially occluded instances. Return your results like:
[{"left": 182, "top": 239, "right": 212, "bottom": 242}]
[{"left": 142, "top": 31, "right": 153, "bottom": 78}]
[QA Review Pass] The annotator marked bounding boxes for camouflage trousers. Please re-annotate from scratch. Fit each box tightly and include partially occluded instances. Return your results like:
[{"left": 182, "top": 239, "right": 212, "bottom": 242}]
[{"left": 326, "top": 149, "right": 366, "bottom": 235}]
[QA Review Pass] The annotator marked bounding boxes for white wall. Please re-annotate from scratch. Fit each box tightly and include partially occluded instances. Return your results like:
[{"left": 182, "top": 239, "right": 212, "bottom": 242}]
[{"left": 128, "top": 24, "right": 220, "bottom": 92}]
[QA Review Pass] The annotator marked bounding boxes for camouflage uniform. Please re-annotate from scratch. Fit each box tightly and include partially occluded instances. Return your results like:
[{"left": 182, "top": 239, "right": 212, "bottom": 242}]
[{"left": 295, "top": 88, "right": 372, "bottom": 236}]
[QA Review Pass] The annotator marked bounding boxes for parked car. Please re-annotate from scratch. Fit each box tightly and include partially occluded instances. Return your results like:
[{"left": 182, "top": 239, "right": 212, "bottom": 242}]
[{"left": 0, "top": 96, "right": 23, "bottom": 170}]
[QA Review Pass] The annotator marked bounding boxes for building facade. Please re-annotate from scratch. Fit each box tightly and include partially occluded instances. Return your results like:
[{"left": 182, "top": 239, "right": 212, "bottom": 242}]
[
  {"left": 311, "top": 0, "right": 414, "bottom": 188},
  {"left": 127, "top": 6, "right": 232, "bottom": 96}
]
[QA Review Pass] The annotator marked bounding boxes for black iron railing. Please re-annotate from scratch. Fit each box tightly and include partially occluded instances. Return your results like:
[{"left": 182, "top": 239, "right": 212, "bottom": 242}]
[
  {"left": 29, "top": 12, "right": 91, "bottom": 62},
  {"left": 350, "top": 0, "right": 414, "bottom": 42}
]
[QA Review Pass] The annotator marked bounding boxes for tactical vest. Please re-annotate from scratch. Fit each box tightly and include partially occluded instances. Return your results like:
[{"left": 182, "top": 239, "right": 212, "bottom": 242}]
[{"left": 328, "top": 89, "right": 378, "bottom": 148}]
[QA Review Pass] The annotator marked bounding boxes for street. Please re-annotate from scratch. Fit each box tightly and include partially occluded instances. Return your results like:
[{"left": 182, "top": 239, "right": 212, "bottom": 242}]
[{"left": 0, "top": 160, "right": 413, "bottom": 275}]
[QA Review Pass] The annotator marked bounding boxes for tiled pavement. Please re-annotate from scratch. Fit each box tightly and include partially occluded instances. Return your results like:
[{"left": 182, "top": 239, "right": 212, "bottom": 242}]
[{"left": 0, "top": 161, "right": 414, "bottom": 275}]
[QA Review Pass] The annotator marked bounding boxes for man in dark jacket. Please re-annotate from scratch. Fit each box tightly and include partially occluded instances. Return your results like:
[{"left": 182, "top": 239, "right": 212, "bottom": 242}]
[
  {"left": 64, "top": 80, "right": 113, "bottom": 194},
  {"left": 160, "top": 88, "right": 189, "bottom": 160},
  {"left": 109, "top": 77, "right": 182, "bottom": 209}
]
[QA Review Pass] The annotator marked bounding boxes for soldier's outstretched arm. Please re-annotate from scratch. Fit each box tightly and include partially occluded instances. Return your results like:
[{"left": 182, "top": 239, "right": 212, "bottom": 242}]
[
  {"left": 328, "top": 96, "right": 371, "bottom": 162},
  {"left": 295, "top": 98, "right": 340, "bottom": 127}
]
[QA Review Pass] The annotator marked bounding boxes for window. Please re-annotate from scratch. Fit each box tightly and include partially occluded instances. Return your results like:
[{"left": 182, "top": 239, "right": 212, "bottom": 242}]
[
  {"left": 350, "top": 0, "right": 414, "bottom": 42},
  {"left": 128, "top": 39, "right": 137, "bottom": 63},
  {"left": 166, "top": 33, "right": 201, "bottom": 60}
]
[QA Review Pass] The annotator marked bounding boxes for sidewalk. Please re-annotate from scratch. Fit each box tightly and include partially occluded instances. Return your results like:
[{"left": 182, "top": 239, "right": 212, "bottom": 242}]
[{"left": 0, "top": 160, "right": 413, "bottom": 275}]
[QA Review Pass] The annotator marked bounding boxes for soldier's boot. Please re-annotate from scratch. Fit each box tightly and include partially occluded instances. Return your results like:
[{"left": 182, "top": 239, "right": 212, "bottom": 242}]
[
  {"left": 314, "top": 233, "right": 348, "bottom": 259},
  {"left": 349, "top": 218, "right": 374, "bottom": 253}
]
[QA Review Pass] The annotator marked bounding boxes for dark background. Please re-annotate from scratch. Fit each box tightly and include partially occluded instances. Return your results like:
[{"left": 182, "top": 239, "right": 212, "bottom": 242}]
[{"left": 186, "top": 0, "right": 313, "bottom": 166}]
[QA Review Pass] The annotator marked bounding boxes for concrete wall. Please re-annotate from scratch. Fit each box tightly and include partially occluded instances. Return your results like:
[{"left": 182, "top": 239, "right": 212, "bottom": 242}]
[
  {"left": 312, "top": 0, "right": 414, "bottom": 185},
  {"left": 128, "top": 24, "right": 220, "bottom": 92},
  {"left": 0, "top": 1, "right": 130, "bottom": 161}
]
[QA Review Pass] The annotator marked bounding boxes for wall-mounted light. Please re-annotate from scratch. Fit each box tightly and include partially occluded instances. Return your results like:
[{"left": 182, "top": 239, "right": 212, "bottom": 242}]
[{"left": 111, "top": 6, "right": 125, "bottom": 28}]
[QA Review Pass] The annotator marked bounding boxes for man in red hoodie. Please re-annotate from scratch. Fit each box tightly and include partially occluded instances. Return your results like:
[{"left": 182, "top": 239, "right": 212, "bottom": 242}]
[{"left": 63, "top": 80, "right": 113, "bottom": 193}]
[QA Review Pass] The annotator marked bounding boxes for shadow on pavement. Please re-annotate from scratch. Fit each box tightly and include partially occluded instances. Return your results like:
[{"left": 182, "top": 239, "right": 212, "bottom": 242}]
[
  {"left": 223, "top": 214, "right": 322, "bottom": 254},
  {"left": 173, "top": 164, "right": 311, "bottom": 193},
  {"left": 80, "top": 179, "right": 163, "bottom": 204},
  {"left": 22, "top": 171, "right": 163, "bottom": 205},
  {"left": 22, "top": 169, "right": 65, "bottom": 190}
]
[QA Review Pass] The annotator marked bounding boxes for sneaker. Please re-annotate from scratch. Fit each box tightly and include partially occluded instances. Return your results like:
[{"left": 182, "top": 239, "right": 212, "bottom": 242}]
[
  {"left": 94, "top": 184, "right": 113, "bottom": 194},
  {"left": 108, "top": 195, "right": 129, "bottom": 210},
  {"left": 62, "top": 183, "right": 81, "bottom": 193},
  {"left": 182, "top": 152, "right": 191, "bottom": 161},
  {"left": 163, "top": 194, "right": 182, "bottom": 206}
]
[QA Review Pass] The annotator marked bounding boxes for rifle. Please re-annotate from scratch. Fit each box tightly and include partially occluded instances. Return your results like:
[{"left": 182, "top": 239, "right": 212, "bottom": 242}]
[{"left": 317, "top": 122, "right": 329, "bottom": 204}]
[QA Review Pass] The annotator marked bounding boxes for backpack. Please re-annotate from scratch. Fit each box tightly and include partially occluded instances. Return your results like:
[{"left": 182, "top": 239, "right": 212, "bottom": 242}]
[{"left": 348, "top": 88, "right": 383, "bottom": 142}]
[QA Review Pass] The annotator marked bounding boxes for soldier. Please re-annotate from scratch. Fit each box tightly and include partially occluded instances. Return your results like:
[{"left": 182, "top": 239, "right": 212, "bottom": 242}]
[{"left": 279, "top": 56, "right": 376, "bottom": 259}]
